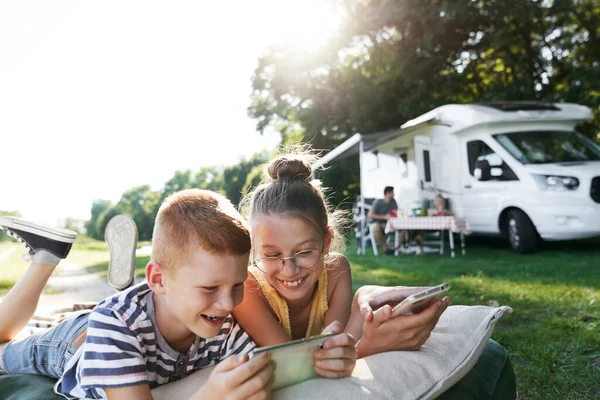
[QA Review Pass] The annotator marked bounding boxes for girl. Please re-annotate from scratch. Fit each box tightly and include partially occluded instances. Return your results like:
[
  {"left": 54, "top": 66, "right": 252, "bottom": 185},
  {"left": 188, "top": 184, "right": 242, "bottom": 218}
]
[{"left": 233, "top": 151, "right": 449, "bottom": 362}]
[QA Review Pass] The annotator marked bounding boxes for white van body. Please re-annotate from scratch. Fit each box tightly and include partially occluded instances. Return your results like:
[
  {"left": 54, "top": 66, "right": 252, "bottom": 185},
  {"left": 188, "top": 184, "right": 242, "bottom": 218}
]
[
  {"left": 317, "top": 102, "right": 600, "bottom": 253},
  {"left": 371, "top": 102, "right": 600, "bottom": 252}
]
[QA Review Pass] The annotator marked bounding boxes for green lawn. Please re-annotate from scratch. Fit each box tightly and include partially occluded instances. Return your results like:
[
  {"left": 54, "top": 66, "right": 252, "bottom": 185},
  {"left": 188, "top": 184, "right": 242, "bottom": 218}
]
[
  {"left": 1, "top": 234, "right": 598, "bottom": 398},
  {"left": 346, "top": 236, "right": 600, "bottom": 400}
]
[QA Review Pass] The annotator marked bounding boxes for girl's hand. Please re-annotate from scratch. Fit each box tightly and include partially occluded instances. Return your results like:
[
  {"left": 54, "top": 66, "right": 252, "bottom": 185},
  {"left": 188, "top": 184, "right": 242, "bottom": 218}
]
[
  {"left": 353, "top": 285, "right": 431, "bottom": 322},
  {"left": 355, "top": 297, "right": 450, "bottom": 358},
  {"left": 313, "top": 321, "right": 357, "bottom": 378},
  {"left": 193, "top": 352, "right": 275, "bottom": 400}
]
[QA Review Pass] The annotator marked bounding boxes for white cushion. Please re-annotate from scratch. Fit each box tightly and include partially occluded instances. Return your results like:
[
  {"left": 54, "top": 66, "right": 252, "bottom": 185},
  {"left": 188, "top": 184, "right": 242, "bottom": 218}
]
[{"left": 152, "top": 305, "right": 512, "bottom": 400}]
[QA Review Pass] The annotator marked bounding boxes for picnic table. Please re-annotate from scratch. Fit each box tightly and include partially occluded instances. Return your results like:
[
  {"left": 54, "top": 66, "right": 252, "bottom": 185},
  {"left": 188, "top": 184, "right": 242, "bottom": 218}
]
[{"left": 385, "top": 216, "right": 472, "bottom": 258}]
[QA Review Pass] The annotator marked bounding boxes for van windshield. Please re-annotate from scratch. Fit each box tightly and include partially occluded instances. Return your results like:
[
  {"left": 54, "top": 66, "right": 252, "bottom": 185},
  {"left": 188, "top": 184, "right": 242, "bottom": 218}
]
[{"left": 493, "top": 131, "right": 600, "bottom": 164}]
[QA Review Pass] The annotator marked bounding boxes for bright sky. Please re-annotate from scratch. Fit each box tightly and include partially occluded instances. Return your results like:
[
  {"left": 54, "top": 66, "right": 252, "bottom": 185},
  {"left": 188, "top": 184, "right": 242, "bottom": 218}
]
[{"left": 0, "top": 0, "right": 342, "bottom": 225}]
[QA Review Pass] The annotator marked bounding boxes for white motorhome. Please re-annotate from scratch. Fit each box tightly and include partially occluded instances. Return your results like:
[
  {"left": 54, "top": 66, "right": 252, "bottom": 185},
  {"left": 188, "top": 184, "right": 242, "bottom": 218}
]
[{"left": 315, "top": 102, "right": 600, "bottom": 253}]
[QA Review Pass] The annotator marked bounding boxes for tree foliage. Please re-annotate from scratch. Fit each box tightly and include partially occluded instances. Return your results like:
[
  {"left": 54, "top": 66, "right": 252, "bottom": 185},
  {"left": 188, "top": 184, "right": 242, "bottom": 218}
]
[
  {"left": 248, "top": 0, "right": 600, "bottom": 201},
  {"left": 84, "top": 153, "right": 271, "bottom": 241}
]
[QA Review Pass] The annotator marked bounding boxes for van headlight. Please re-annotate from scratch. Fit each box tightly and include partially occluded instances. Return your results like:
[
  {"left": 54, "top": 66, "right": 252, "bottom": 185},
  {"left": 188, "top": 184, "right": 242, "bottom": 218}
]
[{"left": 532, "top": 175, "right": 579, "bottom": 191}]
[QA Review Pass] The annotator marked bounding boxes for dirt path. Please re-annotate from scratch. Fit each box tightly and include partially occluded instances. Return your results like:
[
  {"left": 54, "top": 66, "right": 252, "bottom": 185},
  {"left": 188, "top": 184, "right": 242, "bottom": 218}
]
[
  {"left": 35, "top": 260, "right": 119, "bottom": 314},
  {"left": 1, "top": 255, "right": 143, "bottom": 316}
]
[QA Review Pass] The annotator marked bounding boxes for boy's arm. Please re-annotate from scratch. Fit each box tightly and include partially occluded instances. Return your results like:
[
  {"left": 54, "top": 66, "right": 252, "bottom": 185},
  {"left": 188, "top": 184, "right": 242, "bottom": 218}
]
[
  {"left": 232, "top": 275, "right": 290, "bottom": 347},
  {"left": 190, "top": 353, "right": 275, "bottom": 400},
  {"left": 79, "top": 308, "right": 150, "bottom": 392},
  {"left": 106, "top": 384, "right": 153, "bottom": 400},
  {"left": 106, "top": 356, "right": 276, "bottom": 400}
]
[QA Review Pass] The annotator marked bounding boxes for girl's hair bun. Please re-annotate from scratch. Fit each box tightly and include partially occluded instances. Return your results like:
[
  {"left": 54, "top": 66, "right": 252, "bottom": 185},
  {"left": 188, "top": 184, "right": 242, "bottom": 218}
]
[{"left": 267, "top": 156, "right": 312, "bottom": 182}]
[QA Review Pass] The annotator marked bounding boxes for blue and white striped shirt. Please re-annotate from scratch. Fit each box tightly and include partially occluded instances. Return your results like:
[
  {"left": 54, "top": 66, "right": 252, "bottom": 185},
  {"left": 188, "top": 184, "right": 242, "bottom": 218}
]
[{"left": 56, "top": 282, "right": 255, "bottom": 399}]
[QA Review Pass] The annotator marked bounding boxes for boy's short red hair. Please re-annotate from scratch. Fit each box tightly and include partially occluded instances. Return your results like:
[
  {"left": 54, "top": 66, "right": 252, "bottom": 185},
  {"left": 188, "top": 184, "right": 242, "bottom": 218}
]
[{"left": 152, "top": 189, "right": 250, "bottom": 273}]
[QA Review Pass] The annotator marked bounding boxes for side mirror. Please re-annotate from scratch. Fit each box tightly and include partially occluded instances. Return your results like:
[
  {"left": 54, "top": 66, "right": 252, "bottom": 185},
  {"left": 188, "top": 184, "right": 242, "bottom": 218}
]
[
  {"left": 474, "top": 159, "right": 492, "bottom": 181},
  {"left": 490, "top": 167, "right": 503, "bottom": 177}
]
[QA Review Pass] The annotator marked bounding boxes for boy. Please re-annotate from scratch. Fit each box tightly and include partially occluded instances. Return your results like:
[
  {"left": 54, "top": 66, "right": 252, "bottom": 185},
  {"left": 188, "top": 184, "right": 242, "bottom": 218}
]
[{"left": 0, "top": 189, "right": 275, "bottom": 399}]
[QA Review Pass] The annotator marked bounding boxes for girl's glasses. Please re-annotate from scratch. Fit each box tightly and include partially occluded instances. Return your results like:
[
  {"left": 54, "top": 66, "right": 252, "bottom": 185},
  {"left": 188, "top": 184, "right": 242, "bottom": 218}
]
[{"left": 253, "top": 249, "right": 323, "bottom": 275}]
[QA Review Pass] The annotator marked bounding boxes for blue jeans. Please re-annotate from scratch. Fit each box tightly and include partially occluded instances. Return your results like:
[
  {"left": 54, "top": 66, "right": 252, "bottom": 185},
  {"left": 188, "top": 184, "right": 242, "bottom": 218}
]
[{"left": 1, "top": 312, "right": 89, "bottom": 378}]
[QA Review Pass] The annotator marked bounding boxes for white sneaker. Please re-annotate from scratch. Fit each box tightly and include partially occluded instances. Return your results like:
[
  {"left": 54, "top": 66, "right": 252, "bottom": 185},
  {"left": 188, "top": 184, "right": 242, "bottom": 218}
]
[
  {"left": 416, "top": 247, "right": 423, "bottom": 255},
  {"left": 105, "top": 215, "right": 138, "bottom": 290}
]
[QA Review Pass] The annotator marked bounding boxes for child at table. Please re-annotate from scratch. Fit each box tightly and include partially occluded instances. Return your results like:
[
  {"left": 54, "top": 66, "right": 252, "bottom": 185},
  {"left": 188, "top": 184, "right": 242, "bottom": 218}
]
[
  {"left": 408, "top": 194, "right": 452, "bottom": 254},
  {"left": 430, "top": 194, "right": 452, "bottom": 217}
]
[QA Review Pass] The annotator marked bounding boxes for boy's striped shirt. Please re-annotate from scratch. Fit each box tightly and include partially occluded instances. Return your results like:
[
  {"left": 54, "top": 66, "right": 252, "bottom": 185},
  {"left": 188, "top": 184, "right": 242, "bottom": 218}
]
[{"left": 56, "top": 282, "right": 255, "bottom": 399}]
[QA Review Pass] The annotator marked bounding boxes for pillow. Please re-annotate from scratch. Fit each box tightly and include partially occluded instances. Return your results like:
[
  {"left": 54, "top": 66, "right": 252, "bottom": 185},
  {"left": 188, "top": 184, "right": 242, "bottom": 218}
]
[
  {"left": 152, "top": 305, "right": 512, "bottom": 400},
  {"left": 0, "top": 374, "right": 64, "bottom": 400}
]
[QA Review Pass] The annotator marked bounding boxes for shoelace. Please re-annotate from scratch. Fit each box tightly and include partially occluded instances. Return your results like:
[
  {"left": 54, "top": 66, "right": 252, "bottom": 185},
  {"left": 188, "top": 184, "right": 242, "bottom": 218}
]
[{"left": 4, "top": 228, "right": 33, "bottom": 262}]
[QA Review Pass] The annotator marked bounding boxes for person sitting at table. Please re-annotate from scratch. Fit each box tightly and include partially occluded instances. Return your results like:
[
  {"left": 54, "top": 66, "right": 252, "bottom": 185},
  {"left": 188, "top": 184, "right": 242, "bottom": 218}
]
[
  {"left": 368, "top": 186, "right": 398, "bottom": 255},
  {"left": 411, "top": 194, "right": 452, "bottom": 255},
  {"left": 431, "top": 194, "right": 452, "bottom": 216}
]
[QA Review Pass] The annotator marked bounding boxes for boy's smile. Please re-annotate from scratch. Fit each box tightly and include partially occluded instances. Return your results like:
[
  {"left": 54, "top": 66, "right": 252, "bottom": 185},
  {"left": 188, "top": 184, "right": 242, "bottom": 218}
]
[{"left": 150, "top": 248, "right": 249, "bottom": 349}]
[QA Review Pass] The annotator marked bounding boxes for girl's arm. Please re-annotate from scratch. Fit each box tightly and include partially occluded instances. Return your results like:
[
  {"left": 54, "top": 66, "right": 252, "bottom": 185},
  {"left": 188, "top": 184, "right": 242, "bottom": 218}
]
[
  {"left": 323, "top": 254, "right": 352, "bottom": 330},
  {"left": 232, "top": 274, "right": 290, "bottom": 347}
]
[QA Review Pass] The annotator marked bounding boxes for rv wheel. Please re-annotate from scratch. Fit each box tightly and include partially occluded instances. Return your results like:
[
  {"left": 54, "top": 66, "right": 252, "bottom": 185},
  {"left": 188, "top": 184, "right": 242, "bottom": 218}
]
[{"left": 507, "top": 209, "right": 538, "bottom": 254}]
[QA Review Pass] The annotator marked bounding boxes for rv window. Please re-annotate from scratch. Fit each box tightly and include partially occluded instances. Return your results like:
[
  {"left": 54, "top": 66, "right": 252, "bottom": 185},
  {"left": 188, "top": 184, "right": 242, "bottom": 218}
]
[
  {"left": 423, "top": 150, "right": 432, "bottom": 182},
  {"left": 466, "top": 140, "right": 518, "bottom": 181},
  {"left": 467, "top": 141, "right": 496, "bottom": 175},
  {"left": 493, "top": 131, "right": 600, "bottom": 164}
]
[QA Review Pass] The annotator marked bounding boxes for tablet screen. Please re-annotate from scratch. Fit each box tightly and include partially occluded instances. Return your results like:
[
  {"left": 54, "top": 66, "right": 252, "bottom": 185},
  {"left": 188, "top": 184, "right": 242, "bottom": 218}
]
[{"left": 250, "top": 333, "right": 336, "bottom": 390}]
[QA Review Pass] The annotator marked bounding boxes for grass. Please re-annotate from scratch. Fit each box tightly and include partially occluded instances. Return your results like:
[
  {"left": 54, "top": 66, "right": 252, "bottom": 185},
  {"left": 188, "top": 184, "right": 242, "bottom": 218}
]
[
  {"left": 0, "top": 243, "right": 64, "bottom": 294},
  {"left": 71, "top": 235, "right": 151, "bottom": 280},
  {"left": 346, "top": 236, "right": 600, "bottom": 399},
  {"left": 1, "top": 234, "right": 598, "bottom": 398}
]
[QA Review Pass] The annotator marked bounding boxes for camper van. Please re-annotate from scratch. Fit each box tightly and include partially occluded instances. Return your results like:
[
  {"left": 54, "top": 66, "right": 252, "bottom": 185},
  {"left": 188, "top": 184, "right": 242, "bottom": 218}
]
[{"left": 317, "top": 102, "right": 600, "bottom": 253}]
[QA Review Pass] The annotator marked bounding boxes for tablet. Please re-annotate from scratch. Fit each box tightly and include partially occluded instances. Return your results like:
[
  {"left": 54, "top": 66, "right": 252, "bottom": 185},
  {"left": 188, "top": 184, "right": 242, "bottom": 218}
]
[{"left": 249, "top": 333, "right": 336, "bottom": 390}]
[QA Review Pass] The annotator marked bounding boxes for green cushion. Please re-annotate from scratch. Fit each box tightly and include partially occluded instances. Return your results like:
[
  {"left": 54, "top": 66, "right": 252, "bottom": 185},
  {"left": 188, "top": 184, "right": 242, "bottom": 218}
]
[
  {"left": 438, "top": 339, "right": 517, "bottom": 400},
  {"left": 0, "top": 373, "right": 63, "bottom": 400}
]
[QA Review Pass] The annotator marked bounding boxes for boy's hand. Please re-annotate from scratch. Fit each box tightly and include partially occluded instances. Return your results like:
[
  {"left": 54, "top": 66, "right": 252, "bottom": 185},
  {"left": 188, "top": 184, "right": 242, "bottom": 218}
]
[
  {"left": 314, "top": 322, "right": 357, "bottom": 378},
  {"left": 356, "top": 297, "right": 450, "bottom": 358},
  {"left": 194, "top": 352, "right": 275, "bottom": 400}
]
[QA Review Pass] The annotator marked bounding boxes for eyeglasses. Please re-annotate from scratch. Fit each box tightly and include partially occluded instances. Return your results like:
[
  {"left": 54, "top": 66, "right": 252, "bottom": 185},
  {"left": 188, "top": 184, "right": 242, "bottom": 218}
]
[{"left": 253, "top": 249, "right": 323, "bottom": 275}]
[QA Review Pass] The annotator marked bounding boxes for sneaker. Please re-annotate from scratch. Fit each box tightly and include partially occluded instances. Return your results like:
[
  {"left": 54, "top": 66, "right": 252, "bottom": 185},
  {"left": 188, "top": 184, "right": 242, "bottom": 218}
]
[
  {"left": 0, "top": 216, "right": 77, "bottom": 264},
  {"left": 416, "top": 247, "right": 423, "bottom": 255},
  {"left": 384, "top": 248, "right": 395, "bottom": 256},
  {"left": 104, "top": 215, "right": 138, "bottom": 290}
]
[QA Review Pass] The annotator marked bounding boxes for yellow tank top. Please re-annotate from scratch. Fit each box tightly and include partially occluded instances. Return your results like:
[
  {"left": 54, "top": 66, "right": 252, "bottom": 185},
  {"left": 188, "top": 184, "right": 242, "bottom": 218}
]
[{"left": 250, "top": 266, "right": 329, "bottom": 339}]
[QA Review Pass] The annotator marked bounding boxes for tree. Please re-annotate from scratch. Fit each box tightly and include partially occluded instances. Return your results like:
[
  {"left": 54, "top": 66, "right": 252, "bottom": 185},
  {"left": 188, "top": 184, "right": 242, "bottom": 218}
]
[
  {"left": 61, "top": 217, "right": 85, "bottom": 234},
  {"left": 86, "top": 200, "right": 113, "bottom": 240},
  {"left": 223, "top": 152, "right": 269, "bottom": 206},
  {"left": 117, "top": 185, "right": 161, "bottom": 241},
  {"left": 95, "top": 206, "right": 123, "bottom": 242},
  {"left": 249, "top": 0, "right": 600, "bottom": 202}
]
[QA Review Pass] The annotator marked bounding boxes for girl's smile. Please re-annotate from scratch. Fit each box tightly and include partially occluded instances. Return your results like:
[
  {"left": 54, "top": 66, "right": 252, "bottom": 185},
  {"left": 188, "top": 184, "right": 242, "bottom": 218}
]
[{"left": 252, "top": 215, "right": 330, "bottom": 304}]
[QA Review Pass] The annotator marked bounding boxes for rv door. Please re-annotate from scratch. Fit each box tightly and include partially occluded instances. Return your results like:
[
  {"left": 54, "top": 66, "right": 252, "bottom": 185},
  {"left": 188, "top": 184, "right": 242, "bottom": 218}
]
[
  {"left": 415, "top": 136, "right": 438, "bottom": 199},
  {"left": 461, "top": 138, "right": 520, "bottom": 233}
]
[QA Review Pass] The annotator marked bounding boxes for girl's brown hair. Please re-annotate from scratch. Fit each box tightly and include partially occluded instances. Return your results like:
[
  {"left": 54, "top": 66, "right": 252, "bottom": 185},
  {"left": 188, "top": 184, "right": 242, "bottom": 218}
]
[{"left": 242, "top": 148, "right": 346, "bottom": 253}]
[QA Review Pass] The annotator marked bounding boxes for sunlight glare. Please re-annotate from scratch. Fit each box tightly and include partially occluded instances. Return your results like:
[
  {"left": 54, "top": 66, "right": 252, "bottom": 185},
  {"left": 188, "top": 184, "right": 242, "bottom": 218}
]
[{"left": 262, "top": 0, "right": 343, "bottom": 53}]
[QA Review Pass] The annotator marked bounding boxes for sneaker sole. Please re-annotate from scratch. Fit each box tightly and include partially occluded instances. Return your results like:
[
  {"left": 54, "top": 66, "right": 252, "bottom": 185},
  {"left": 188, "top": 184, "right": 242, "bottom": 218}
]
[
  {"left": 0, "top": 216, "right": 77, "bottom": 243},
  {"left": 105, "top": 215, "right": 138, "bottom": 290}
]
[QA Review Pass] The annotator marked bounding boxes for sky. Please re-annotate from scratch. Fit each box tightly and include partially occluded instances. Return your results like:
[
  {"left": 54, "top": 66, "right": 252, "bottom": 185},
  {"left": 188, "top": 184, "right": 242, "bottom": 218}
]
[{"left": 0, "top": 1, "right": 342, "bottom": 224}]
